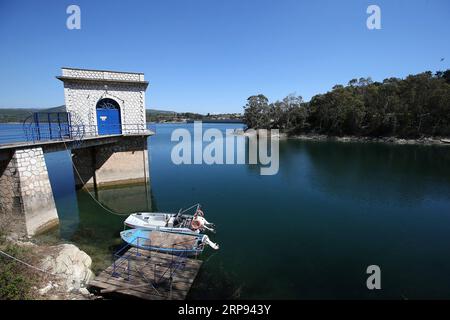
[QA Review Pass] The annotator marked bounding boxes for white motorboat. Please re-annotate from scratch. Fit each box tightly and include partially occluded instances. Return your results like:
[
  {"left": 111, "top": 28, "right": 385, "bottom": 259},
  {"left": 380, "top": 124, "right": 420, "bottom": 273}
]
[{"left": 123, "top": 204, "right": 215, "bottom": 235}]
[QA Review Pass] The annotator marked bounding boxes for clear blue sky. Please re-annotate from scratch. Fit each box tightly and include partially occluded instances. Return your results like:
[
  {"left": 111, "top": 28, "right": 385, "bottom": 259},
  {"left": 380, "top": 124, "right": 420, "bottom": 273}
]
[{"left": 0, "top": 0, "right": 449, "bottom": 113}]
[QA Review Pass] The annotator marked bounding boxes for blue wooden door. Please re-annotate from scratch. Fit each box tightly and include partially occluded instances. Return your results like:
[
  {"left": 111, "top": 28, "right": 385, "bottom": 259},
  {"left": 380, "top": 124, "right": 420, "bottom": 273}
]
[{"left": 96, "top": 108, "right": 121, "bottom": 135}]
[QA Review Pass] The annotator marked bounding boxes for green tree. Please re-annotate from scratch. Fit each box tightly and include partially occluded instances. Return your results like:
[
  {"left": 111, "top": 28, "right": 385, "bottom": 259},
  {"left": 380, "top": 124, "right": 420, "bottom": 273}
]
[{"left": 243, "top": 94, "right": 271, "bottom": 129}]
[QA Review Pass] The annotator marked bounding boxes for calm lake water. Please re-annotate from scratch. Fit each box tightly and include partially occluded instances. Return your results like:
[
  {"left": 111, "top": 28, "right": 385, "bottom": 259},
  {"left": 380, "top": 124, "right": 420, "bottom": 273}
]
[{"left": 2, "top": 123, "right": 450, "bottom": 299}]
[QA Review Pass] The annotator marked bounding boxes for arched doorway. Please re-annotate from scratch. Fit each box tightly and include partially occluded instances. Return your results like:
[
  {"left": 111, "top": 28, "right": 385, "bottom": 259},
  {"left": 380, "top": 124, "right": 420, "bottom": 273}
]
[{"left": 96, "top": 98, "right": 122, "bottom": 135}]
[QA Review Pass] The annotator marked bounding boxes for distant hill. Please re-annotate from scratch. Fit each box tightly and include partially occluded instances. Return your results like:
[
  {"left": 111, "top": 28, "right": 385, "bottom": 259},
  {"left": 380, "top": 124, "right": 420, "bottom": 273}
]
[
  {"left": 0, "top": 108, "right": 38, "bottom": 123},
  {"left": 0, "top": 106, "right": 161, "bottom": 123},
  {"left": 45, "top": 105, "right": 66, "bottom": 113},
  {"left": 147, "top": 109, "right": 176, "bottom": 115},
  {"left": 0, "top": 106, "right": 66, "bottom": 123}
]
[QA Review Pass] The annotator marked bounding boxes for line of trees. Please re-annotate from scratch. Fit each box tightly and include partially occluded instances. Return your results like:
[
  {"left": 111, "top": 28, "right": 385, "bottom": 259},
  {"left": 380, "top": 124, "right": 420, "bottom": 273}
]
[
  {"left": 147, "top": 111, "right": 243, "bottom": 123},
  {"left": 243, "top": 70, "right": 450, "bottom": 138}
]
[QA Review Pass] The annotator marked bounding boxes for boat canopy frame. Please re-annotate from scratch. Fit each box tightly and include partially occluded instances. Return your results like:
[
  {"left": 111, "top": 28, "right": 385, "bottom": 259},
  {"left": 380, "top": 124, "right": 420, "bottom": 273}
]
[
  {"left": 111, "top": 235, "right": 197, "bottom": 298},
  {"left": 177, "top": 203, "right": 202, "bottom": 215}
]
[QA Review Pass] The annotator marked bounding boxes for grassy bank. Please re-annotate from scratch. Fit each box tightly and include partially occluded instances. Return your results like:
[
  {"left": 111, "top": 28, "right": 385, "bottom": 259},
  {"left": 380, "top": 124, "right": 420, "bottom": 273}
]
[{"left": 0, "top": 232, "right": 40, "bottom": 300}]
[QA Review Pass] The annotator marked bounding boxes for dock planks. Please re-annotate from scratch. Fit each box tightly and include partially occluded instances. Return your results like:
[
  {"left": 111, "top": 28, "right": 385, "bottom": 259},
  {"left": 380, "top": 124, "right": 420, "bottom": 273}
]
[{"left": 89, "top": 248, "right": 202, "bottom": 300}]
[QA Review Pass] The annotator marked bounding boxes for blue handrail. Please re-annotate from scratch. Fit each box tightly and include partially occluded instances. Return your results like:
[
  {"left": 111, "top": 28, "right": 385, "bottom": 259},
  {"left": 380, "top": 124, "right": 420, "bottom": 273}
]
[{"left": 111, "top": 235, "right": 188, "bottom": 297}]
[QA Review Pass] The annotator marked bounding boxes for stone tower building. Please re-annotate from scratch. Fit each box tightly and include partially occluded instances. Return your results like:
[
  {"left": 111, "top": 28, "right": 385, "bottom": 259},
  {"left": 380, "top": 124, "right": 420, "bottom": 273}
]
[
  {"left": 56, "top": 68, "right": 152, "bottom": 190},
  {"left": 57, "top": 67, "right": 149, "bottom": 135}
]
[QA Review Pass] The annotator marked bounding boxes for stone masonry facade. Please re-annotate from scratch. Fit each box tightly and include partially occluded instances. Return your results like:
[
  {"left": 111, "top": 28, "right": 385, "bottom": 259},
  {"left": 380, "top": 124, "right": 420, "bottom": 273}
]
[
  {"left": 58, "top": 68, "right": 148, "bottom": 136},
  {"left": 0, "top": 148, "right": 58, "bottom": 236},
  {"left": 0, "top": 153, "right": 24, "bottom": 234}
]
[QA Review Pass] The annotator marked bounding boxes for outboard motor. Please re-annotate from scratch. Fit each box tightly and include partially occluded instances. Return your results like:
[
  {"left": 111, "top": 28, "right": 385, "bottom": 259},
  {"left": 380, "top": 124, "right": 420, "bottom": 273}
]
[{"left": 202, "top": 235, "right": 219, "bottom": 250}]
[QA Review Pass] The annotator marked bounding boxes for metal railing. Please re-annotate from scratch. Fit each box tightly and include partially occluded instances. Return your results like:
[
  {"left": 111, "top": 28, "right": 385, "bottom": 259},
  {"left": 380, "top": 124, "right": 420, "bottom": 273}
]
[
  {"left": 111, "top": 235, "right": 189, "bottom": 298},
  {"left": 25, "top": 123, "right": 151, "bottom": 144},
  {"left": 78, "top": 124, "right": 150, "bottom": 138},
  {"left": 0, "top": 123, "right": 151, "bottom": 146}
]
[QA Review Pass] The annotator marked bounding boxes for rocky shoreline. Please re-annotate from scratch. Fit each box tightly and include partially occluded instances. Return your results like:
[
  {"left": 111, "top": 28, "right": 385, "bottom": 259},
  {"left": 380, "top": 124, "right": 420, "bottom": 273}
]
[
  {"left": 2, "top": 235, "right": 96, "bottom": 300},
  {"left": 288, "top": 134, "right": 450, "bottom": 146},
  {"left": 240, "top": 129, "right": 450, "bottom": 146}
]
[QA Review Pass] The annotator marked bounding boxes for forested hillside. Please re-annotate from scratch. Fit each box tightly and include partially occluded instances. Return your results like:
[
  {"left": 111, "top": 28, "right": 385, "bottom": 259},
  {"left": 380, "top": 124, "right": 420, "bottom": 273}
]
[{"left": 244, "top": 70, "right": 450, "bottom": 138}]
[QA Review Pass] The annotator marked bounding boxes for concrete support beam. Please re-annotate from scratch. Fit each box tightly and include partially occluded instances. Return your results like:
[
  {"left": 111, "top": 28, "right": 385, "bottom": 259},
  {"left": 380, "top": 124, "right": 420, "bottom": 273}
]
[
  {"left": 71, "top": 136, "right": 150, "bottom": 190},
  {"left": 71, "top": 147, "right": 97, "bottom": 189},
  {"left": 0, "top": 147, "right": 59, "bottom": 236}
]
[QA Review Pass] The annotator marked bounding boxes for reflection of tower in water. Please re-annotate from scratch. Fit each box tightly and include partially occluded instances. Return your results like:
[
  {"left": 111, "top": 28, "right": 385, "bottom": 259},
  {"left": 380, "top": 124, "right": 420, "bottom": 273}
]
[{"left": 94, "top": 181, "right": 153, "bottom": 214}]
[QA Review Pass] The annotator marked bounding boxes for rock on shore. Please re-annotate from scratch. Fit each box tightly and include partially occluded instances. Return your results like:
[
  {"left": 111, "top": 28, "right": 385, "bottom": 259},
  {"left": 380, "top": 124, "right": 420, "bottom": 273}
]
[
  {"left": 40, "top": 244, "right": 94, "bottom": 292},
  {"left": 243, "top": 129, "right": 287, "bottom": 139},
  {"left": 4, "top": 237, "right": 96, "bottom": 299}
]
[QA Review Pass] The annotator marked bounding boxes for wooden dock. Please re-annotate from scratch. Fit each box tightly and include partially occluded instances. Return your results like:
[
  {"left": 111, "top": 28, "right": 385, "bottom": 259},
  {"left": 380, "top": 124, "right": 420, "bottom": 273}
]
[{"left": 89, "top": 248, "right": 202, "bottom": 300}]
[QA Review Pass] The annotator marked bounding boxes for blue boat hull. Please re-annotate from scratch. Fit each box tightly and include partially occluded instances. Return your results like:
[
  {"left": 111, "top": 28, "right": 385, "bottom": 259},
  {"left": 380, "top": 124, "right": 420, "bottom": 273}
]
[{"left": 120, "top": 229, "right": 204, "bottom": 256}]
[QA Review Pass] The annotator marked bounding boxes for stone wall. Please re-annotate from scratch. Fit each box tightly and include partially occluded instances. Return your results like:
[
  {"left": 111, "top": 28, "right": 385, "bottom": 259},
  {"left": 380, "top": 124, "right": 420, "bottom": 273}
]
[
  {"left": 0, "top": 154, "right": 26, "bottom": 235},
  {"left": 62, "top": 68, "right": 144, "bottom": 82},
  {"left": 0, "top": 148, "right": 58, "bottom": 236}
]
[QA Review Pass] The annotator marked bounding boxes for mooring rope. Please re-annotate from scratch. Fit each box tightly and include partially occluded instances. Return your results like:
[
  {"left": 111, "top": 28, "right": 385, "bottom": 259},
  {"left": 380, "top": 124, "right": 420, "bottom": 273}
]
[
  {"left": 61, "top": 138, "right": 130, "bottom": 216},
  {"left": 59, "top": 94, "right": 132, "bottom": 217},
  {"left": 0, "top": 249, "right": 59, "bottom": 277}
]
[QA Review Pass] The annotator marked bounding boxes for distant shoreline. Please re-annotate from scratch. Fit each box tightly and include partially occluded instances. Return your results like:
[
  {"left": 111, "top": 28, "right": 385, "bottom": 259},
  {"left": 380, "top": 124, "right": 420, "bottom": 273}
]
[
  {"left": 186, "top": 119, "right": 243, "bottom": 124},
  {"left": 289, "top": 134, "right": 450, "bottom": 146},
  {"left": 0, "top": 120, "right": 244, "bottom": 125},
  {"left": 149, "top": 120, "right": 243, "bottom": 124},
  {"left": 242, "top": 129, "right": 450, "bottom": 146},
  {"left": 1, "top": 121, "right": 447, "bottom": 146}
]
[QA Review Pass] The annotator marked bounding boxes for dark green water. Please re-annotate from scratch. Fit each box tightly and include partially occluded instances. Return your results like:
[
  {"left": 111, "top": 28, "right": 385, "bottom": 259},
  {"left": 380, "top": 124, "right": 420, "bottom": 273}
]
[{"left": 12, "top": 123, "right": 450, "bottom": 299}]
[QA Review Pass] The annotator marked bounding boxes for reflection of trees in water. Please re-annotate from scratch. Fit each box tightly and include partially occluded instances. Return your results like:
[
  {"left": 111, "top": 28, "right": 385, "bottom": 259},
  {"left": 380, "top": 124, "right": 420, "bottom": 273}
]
[
  {"left": 243, "top": 136, "right": 283, "bottom": 176},
  {"left": 296, "top": 141, "right": 450, "bottom": 204},
  {"left": 149, "top": 186, "right": 159, "bottom": 212}
]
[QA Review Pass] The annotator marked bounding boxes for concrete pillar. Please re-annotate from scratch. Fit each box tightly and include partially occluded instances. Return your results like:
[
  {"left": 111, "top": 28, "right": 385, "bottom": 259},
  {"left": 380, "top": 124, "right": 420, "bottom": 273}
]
[
  {"left": 94, "top": 136, "right": 150, "bottom": 188},
  {"left": 71, "top": 136, "right": 150, "bottom": 190},
  {"left": 0, "top": 147, "right": 59, "bottom": 236}
]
